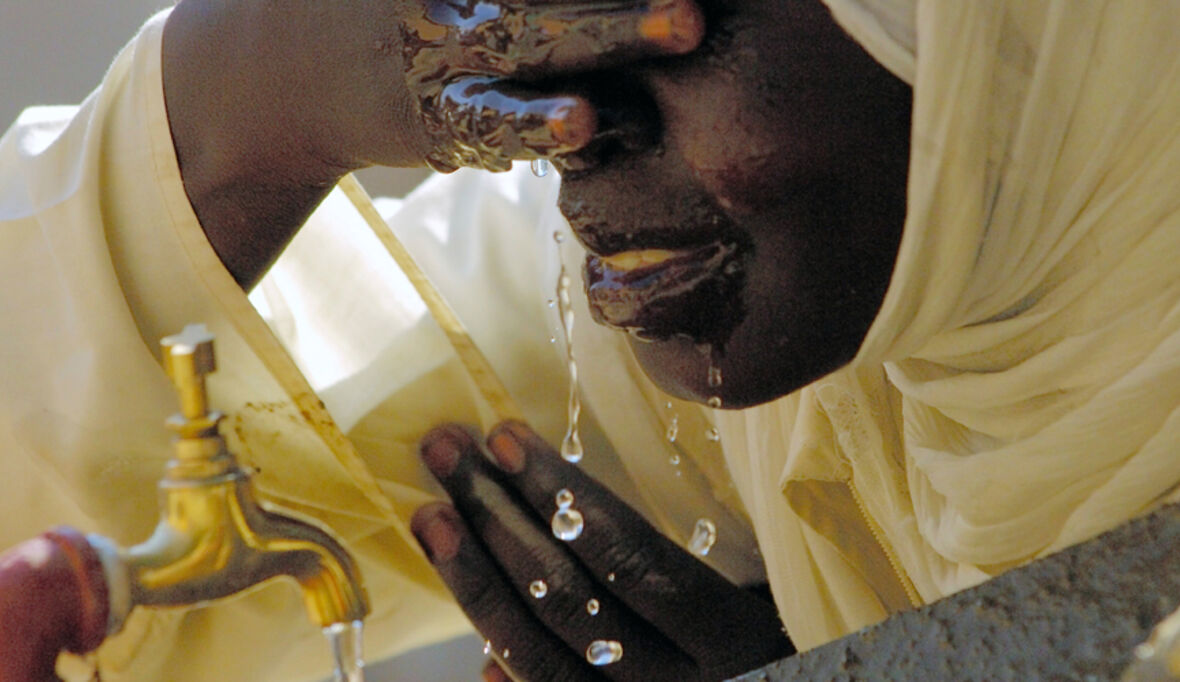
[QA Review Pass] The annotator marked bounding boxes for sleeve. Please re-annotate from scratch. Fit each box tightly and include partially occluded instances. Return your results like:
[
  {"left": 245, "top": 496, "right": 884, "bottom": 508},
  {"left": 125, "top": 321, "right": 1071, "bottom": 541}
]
[{"left": 0, "top": 10, "right": 474, "bottom": 681}]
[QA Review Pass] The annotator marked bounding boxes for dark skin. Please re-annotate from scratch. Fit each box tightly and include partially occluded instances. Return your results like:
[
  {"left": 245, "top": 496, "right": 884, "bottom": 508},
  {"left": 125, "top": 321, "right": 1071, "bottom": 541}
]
[
  {"left": 162, "top": 0, "right": 910, "bottom": 679},
  {"left": 163, "top": 0, "right": 704, "bottom": 289},
  {"left": 413, "top": 1, "right": 912, "bottom": 678},
  {"left": 560, "top": 0, "right": 913, "bottom": 408},
  {"left": 413, "top": 421, "right": 794, "bottom": 681}
]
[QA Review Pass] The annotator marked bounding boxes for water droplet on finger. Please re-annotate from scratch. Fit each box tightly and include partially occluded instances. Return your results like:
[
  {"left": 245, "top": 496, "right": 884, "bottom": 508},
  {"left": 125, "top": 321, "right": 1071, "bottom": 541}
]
[
  {"left": 555, "top": 489, "right": 574, "bottom": 509},
  {"left": 705, "top": 427, "right": 721, "bottom": 442},
  {"left": 586, "top": 640, "right": 624, "bottom": 666},
  {"left": 529, "top": 580, "right": 549, "bottom": 598},
  {"left": 551, "top": 507, "right": 584, "bottom": 541},
  {"left": 586, "top": 599, "right": 600, "bottom": 616},
  {"left": 688, "top": 518, "right": 718, "bottom": 557},
  {"left": 666, "top": 414, "right": 680, "bottom": 443},
  {"left": 483, "top": 640, "right": 492, "bottom": 655},
  {"left": 707, "top": 396, "right": 722, "bottom": 409},
  {"left": 531, "top": 158, "right": 552, "bottom": 177}
]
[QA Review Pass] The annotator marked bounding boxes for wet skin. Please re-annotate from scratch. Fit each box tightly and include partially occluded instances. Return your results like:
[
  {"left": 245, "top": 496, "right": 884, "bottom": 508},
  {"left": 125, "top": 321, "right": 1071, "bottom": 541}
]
[
  {"left": 163, "top": 0, "right": 703, "bottom": 288},
  {"left": 558, "top": 0, "right": 913, "bottom": 408}
]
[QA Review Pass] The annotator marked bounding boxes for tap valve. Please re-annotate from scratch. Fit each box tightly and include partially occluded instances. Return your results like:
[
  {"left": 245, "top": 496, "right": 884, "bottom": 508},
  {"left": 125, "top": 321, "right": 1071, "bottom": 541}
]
[{"left": 161, "top": 324, "right": 220, "bottom": 440}]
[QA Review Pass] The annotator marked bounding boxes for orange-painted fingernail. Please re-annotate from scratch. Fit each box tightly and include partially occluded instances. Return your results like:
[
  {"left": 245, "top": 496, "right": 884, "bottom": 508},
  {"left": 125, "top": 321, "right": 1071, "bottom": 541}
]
[
  {"left": 640, "top": 0, "right": 705, "bottom": 54},
  {"left": 420, "top": 426, "right": 467, "bottom": 478},
  {"left": 482, "top": 659, "right": 511, "bottom": 682},
  {"left": 489, "top": 427, "right": 526, "bottom": 474},
  {"left": 546, "top": 99, "right": 596, "bottom": 149},
  {"left": 411, "top": 504, "right": 461, "bottom": 562}
]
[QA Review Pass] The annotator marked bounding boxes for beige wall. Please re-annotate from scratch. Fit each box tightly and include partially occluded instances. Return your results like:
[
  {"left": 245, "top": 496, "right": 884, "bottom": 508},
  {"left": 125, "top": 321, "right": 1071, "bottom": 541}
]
[
  {"left": 1, "top": 1, "right": 169, "bottom": 124},
  {"left": 0, "top": 1, "right": 429, "bottom": 199}
]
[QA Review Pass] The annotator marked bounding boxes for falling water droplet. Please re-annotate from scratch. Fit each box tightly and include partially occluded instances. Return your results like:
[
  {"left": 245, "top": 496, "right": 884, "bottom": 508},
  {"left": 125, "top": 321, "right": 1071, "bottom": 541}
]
[
  {"left": 502, "top": 649, "right": 511, "bottom": 660},
  {"left": 607, "top": 572, "right": 616, "bottom": 582},
  {"left": 555, "top": 489, "right": 574, "bottom": 509},
  {"left": 556, "top": 268, "right": 583, "bottom": 463},
  {"left": 688, "top": 518, "right": 718, "bottom": 556},
  {"left": 669, "top": 454, "right": 681, "bottom": 466},
  {"left": 529, "top": 580, "right": 549, "bottom": 599},
  {"left": 553, "top": 230, "right": 565, "bottom": 244},
  {"left": 666, "top": 414, "right": 680, "bottom": 443},
  {"left": 531, "top": 158, "right": 552, "bottom": 177},
  {"left": 561, "top": 439, "right": 583, "bottom": 463},
  {"left": 707, "top": 396, "right": 722, "bottom": 409},
  {"left": 586, "top": 640, "right": 624, "bottom": 666},
  {"left": 552, "top": 507, "right": 585, "bottom": 541},
  {"left": 586, "top": 599, "right": 600, "bottom": 616},
  {"left": 705, "top": 427, "right": 721, "bottom": 442},
  {"left": 707, "top": 365, "right": 723, "bottom": 388}
]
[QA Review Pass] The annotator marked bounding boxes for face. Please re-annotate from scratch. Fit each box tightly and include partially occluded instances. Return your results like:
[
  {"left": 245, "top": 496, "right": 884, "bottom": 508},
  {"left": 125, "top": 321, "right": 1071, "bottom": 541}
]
[{"left": 558, "top": 0, "right": 912, "bottom": 408}]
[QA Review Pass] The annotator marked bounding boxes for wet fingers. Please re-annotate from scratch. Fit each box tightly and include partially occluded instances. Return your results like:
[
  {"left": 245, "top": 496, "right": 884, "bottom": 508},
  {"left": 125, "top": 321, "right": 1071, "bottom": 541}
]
[
  {"left": 485, "top": 420, "right": 792, "bottom": 670},
  {"left": 418, "top": 426, "right": 697, "bottom": 680},
  {"left": 411, "top": 503, "right": 598, "bottom": 682},
  {"left": 404, "top": 0, "right": 705, "bottom": 81},
  {"left": 421, "top": 77, "right": 597, "bottom": 172}
]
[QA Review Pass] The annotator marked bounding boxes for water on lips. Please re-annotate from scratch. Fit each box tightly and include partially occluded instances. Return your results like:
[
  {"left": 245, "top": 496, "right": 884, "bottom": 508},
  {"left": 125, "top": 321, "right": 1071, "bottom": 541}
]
[{"left": 584, "top": 242, "right": 740, "bottom": 340}]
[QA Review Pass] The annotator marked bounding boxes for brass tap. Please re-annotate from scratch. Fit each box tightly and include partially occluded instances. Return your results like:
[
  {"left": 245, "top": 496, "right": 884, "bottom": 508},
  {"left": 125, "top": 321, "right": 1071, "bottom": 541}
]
[{"left": 109, "top": 324, "right": 369, "bottom": 632}]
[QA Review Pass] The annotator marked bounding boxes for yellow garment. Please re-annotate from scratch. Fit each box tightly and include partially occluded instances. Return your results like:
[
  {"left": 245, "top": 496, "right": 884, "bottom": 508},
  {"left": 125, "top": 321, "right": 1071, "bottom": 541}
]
[
  {"left": 0, "top": 10, "right": 760, "bottom": 680},
  {"left": 724, "top": 0, "right": 1180, "bottom": 651}
]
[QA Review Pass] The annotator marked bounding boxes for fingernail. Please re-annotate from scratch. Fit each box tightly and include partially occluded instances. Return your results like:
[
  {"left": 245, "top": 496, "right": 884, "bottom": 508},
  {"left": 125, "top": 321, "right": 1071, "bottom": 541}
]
[
  {"left": 488, "top": 423, "right": 526, "bottom": 474},
  {"left": 546, "top": 99, "right": 596, "bottom": 149},
  {"left": 482, "top": 660, "right": 511, "bottom": 682},
  {"left": 420, "top": 426, "right": 467, "bottom": 478},
  {"left": 640, "top": 0, "right": 705, "bottom": 54},
  {"left": 411, "top": 505, "right": 461, "bottom": 562}
]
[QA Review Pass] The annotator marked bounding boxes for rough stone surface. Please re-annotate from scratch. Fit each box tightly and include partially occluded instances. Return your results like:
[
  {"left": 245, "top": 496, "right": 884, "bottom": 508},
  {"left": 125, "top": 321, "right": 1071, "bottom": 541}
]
[{"left": 732, "top": 504, "right": 1180, "bottom": 681}]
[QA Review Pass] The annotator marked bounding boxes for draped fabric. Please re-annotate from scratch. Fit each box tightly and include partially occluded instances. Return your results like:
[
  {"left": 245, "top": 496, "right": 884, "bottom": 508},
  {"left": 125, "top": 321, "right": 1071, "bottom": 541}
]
[
  {"left": 0, "top": 10, "right": 763, "bottom": 679},
  {"left": 722, "top": 0, "right": 1180, "bottom": 650}
]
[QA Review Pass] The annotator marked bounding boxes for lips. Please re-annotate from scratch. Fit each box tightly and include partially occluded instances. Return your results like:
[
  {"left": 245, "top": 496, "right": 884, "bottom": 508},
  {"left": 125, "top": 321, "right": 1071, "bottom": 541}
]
[{"left": 583, "top": 241, "right": 744, "bottom": 341}]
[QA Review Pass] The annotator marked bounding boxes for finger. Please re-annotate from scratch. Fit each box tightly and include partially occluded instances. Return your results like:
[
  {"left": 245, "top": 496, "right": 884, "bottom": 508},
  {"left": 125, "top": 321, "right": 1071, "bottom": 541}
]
[
  {"left": 422, "top": 76, "right": 597, "bottom": 172},
  {"left": 485, "top": 420, "right": 793, "bottom": 673},
  {"left": 411, "top": 502, "right": 598, "bottom": 682},
  {"left": 406, "top": 0, "right": 706, "bottom": 81},
  {"left": 482, "top": 659, "right": 512, "bottom": 682},
  {"left": 419, "top": 425, "right": 697, "bottom": 680}
]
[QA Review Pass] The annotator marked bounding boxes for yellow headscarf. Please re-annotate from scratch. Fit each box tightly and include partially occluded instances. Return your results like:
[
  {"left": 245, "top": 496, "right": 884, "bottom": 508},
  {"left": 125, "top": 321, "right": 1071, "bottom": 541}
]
[{"left": 720, "top": 0, "right": 1180, "bottom": 650}]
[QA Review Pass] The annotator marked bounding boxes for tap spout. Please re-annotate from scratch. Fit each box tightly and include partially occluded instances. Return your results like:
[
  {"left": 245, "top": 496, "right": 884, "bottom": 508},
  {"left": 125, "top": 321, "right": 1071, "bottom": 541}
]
[
  {"left": 121, "top": 461, "right": 369, "bottom": 628},
  {"left": 106, "top": 324, "right": 370, "bottom": 632}
]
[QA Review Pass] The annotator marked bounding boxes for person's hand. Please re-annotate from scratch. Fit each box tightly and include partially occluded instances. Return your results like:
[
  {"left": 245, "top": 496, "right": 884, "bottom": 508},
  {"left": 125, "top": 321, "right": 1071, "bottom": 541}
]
[
  {"left": 160, "top": 0, "right": 704, "bottom": 288},
  {"left": 411, "top": 421, "right": 795, "bottom": 681}
]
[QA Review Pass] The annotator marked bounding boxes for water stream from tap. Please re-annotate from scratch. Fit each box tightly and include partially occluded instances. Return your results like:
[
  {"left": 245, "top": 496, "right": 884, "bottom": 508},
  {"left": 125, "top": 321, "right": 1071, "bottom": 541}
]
[{"left": 324, "top": 620, "right": 365, "bottom": 682}]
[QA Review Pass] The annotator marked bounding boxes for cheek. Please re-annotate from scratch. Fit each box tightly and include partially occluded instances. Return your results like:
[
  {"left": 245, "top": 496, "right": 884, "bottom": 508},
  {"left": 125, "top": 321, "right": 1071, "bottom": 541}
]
[{"left": 651, "top": 71, "right": 821, "bottom": 215}]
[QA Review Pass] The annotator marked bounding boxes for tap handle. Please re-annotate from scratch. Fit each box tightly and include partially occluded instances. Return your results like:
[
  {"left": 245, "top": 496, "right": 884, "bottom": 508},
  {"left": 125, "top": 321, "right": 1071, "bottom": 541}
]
[{"left": 161, "top": 324, "right": 217, "bottom": 421}]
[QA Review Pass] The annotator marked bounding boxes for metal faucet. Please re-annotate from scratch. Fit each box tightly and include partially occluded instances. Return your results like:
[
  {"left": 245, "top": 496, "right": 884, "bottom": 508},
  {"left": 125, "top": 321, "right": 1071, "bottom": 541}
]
[{"left": 106, "top": 324, "right": 369, "bottom": 633}]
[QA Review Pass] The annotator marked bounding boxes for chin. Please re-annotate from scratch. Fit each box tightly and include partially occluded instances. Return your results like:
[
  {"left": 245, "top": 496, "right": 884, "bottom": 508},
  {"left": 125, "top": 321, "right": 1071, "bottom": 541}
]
[{"left": 623, "top": 311, "right": 865, "bottom": 410}]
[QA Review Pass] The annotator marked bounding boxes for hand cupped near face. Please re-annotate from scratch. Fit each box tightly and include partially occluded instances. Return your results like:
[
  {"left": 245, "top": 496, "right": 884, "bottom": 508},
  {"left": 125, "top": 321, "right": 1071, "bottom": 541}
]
[{"left": 559, "top": 0, "right": 913, "bottom": 408}]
